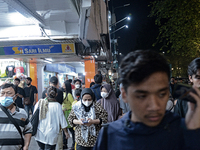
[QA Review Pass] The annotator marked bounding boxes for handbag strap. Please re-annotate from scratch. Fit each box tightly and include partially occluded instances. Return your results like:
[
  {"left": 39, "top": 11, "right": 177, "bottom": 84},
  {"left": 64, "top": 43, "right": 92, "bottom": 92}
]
[
  {"left": 29, "top": 85, "right": 32, "bottom": 98},
  {"left": 0, "top": 104, "right": 24, "bottom": 147}
]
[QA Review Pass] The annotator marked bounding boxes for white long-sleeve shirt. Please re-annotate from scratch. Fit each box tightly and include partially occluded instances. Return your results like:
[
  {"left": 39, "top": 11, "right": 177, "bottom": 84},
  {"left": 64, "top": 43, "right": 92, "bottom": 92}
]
[{"left": 34, "top": 101, "right": 68, "bottom": 145}]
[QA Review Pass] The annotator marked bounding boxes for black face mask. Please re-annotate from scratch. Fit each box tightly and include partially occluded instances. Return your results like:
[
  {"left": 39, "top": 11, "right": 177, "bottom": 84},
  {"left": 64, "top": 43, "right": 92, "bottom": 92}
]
[{"left": 27, "top": 83, "right": 31, "bottom": 86}]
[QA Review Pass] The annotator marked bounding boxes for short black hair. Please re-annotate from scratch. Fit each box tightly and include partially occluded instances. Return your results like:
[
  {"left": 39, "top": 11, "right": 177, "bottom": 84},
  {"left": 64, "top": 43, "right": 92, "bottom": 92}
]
[
  {"left": 120, "top": 50, "right": 170, "bottom": 92},
  {"left": 49, "top": 76, "right": 58, "bottom": 85},
  {"left": 68, "top": 79, "right": 72, "bottom": 83},
  {"left": 90, "top": 82, "right": 95, "bottom": 87},
  {"left": 1, "top": 83, "right": 18, "bottom": 94},
  {"left": 94, "top": 74, "right": 102, "bottom": 84},
  {"left": 74, "top": 79, "right": 82, "bottom": 85},
  {"left": 26, "top": 77, "right": 32, "bottom": 82},
  {"left": 14, "top": 78, "right": 20, "bottom": 82},
  {"left": 75, "top": 88, "right": 82, "bottom": 96},
  {"left": 188, "top": 58, "right": 200, "bottom": 76}
]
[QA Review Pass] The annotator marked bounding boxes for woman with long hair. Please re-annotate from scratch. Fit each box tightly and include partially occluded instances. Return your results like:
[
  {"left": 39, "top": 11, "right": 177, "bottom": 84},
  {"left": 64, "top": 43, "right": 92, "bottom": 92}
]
[
  {"left": 34, "top": 86, "right": 70, "bottom": 150},
  {"left": 68, "top": 88, "right": 107, "bottom": 150},
  {"left": 62, "top": 80, "right": 75, "bottom": 150}
]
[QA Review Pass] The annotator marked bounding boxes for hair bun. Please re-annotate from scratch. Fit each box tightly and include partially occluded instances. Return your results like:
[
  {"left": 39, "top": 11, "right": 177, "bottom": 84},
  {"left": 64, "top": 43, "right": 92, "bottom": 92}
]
[{"left": 47, "top": 86, "right": 57, "bottom": 98}]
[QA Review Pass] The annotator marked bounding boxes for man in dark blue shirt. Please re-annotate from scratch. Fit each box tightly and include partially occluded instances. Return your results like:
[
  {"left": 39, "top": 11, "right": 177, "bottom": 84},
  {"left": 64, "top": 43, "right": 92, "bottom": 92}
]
[
  {"left": 91, "top": 74, "right": 102, "bottom": 100},
  {"left": 94, "top": 50, "right": 200, "bottom": 150}
]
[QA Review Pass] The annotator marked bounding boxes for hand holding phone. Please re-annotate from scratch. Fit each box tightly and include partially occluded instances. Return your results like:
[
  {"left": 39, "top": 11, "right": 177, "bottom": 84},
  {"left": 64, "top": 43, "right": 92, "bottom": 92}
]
[
  {"left": 82, "top": 120, "right": 88, "bottom": 124},
  {"left": 173, "top": 83, "right": 197, "bottom": 104}
]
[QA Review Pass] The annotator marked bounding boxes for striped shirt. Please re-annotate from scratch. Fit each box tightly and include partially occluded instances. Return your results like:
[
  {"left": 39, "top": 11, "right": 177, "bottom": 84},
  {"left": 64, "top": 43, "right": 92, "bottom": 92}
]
[{"left": 0, "top": 104, "right": 32, "bottom": 150}]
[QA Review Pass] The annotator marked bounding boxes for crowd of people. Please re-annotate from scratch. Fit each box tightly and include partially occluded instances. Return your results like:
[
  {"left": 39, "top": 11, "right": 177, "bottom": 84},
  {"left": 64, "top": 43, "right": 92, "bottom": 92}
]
[{"left": 1, "top": 49, "right": 200, "bottom": 150}]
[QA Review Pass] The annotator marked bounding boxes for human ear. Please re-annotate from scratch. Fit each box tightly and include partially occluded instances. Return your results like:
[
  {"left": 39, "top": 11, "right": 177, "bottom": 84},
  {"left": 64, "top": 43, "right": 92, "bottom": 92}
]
[
  {"left": 189, "top": 75, "right": 193, "bottom": 83},
  {"left": 121, "top": 87, "right": 128, "bottom": 103},
  {"left": 13, "top": 94, "right": 17, "bottom": 101}
]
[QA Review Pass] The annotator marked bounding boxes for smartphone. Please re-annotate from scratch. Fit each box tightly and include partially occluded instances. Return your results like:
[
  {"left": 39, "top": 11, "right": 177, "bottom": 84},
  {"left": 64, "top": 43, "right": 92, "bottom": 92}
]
[
  {"left": 82, "top": 121, "right": 88, "bottom": 124},
  {"left": 173, "top": 83, "right": 197, "bottom": 104}
]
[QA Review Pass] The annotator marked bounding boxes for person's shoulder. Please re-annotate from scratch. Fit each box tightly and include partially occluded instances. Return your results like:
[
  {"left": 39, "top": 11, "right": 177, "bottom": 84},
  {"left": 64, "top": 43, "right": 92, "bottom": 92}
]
[
  {"left": 49, "top": 101, "right": 61, "bottom": 106},
  {"left": 162, "top": 111, "right": 182, "bottom": 126},
  {"left": 108, "top": 112, "right": 129, "bottom": 132},
  {"left": 176, "top": 99, "right": 188, "bottom": 106},
  {"left": 57, "top": 88, "right": 63, "bottom": 93},
  {"left": 31, "top": 85, "right": 37, "bottom": 88},
  {"left": 67, "top": 93, "right": 73, "bottom": 97},
  {"left": 19, "top": 107, "right": 26, "bottom": 113},
  {"left": 96, "top": 99, "right": 101, "bottom": 103},
  {"left": 18, "top": 108, "right": 28, "bottom": 118},
  {"left": 91, "top": 84, "right": 101, "bottom": 89},
  {"left": 57, "top": 89, "right": 63, "bottom": 97},
  {"left": 18, "top": 86, "right": 24, "bottom": 91},
  {"left": 42, "top": 89, "right": 47, "bottom": 93},
  {"left": 72, "top": 100, "right": 81, "bottom": 108},
  {"left": 95, "top": 101, "right": 102, "bottom": 107}
]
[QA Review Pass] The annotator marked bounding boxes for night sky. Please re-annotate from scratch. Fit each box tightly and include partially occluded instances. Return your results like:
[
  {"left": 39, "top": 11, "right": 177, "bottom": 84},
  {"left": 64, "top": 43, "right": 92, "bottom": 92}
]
[{"left": 109, "top": 0, "right": 156, "bottom": 56}]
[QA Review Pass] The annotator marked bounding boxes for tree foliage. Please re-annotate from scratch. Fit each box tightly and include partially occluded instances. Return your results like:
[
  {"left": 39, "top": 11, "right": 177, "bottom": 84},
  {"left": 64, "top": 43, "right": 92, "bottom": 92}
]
[
  {"left": 149, "top": 0, "right": 200, "bottom": 56},
  {"left": 149, "top": 0, "right": 200, "bottom": 77}
]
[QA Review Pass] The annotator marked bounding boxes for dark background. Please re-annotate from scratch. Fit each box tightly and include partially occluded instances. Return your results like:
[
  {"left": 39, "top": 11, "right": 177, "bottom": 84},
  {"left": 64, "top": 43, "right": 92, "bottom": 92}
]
[{"left": 109, "top": 0, "right": 158, "bottom": 61}]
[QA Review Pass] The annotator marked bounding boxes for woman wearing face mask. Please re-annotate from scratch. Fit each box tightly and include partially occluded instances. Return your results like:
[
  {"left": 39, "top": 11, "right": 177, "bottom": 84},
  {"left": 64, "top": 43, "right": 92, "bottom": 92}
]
[
  {"left": 98, "top": 84, "right": 121, "bottom": 122},
  {"left": 72, "top": 79, "right": 82, "bottom": 99},
  {"left": 68, "top": 88, "right": 107, "bottom": 150},
  {"left": 61, "top": 81, "right": 75, "bottom": 150}
]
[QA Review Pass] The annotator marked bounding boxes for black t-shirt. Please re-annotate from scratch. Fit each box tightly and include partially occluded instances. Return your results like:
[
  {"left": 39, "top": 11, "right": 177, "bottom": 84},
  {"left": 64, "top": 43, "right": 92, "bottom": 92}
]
[
  {"left": 24, "top": 85, "right": 38, "bottom": 105},
  {"left": 15, "top": 87, "right": 25, "bottom": 108},
  {"left": 6, "top": 65, "right": 15, "bottom": 77},
  {"left": 42, "top": 87, "right": 63, "bottom": 104}
]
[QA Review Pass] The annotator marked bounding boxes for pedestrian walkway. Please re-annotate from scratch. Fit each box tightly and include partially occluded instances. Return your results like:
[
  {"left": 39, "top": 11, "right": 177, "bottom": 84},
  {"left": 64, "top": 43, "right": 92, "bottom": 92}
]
[{"left": 29, "top": 136, "right": 72, "bottom": 150}]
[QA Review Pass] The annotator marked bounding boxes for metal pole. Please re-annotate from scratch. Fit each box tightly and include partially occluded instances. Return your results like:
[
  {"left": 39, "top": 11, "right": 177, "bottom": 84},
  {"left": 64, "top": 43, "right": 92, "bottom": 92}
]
[
  {"left": 110, "top": 25, "right": 127, "bottom": 34},
  {"left": 109, "top": 17, "right": 127, "bottom": 27}
]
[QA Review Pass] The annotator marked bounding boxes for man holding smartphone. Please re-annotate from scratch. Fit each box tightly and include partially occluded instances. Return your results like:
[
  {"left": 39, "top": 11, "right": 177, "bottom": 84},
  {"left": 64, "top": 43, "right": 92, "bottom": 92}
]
[
  {"left": 174, "top": 57, "right": 200, "bottom": 118},
  {"left": 94, "top": 50, "right": 200, "bottom": 150}
]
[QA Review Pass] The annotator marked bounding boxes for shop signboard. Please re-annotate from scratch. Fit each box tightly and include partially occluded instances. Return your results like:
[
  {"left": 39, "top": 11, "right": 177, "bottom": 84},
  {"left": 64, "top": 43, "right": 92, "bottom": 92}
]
[
  {"left": 44, "top": 64, "right": 76, "bottom": 74},
  {"left": 0, "top": 47, "right": 5, "bottom": 55},
  {"left": 0, "top": 43, "right": 75, "bottom": 55}
]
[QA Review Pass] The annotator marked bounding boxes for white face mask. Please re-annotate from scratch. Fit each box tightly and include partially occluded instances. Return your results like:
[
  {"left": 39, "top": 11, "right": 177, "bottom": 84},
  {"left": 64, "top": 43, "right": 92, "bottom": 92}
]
[
  {"left": 101, "top": 92, "right": 109, "bottom": 98},
  {"left": 82, "top": 100, "right": 93, "bottom": 107},
  {"left": 75, "top": 84, "right": 80, "bottom": 88}
]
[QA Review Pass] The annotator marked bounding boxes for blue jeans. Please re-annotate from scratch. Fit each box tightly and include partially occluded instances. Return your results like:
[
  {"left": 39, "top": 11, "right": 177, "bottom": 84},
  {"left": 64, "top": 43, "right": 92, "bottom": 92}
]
[{"left": 24, "top": 105, "right": 34, "bottom": 118}]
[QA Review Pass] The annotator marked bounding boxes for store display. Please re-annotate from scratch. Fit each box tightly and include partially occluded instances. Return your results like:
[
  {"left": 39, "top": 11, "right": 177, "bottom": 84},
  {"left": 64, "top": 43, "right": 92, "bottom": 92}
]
[
  {"left": 6, "top": 65, "right": 15, "bottom": 77},
  {"left": 14, "top": 66, "right": 24, "bottom": 74},
  {"left": 0, "top": 60, "right": 27, "bottom": 86}
]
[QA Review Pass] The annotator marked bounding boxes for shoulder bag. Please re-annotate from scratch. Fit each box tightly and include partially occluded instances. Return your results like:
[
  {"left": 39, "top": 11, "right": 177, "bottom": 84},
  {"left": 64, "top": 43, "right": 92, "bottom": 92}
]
[
  {"left": 0, "top": 104, "right": 24, "bottom": 148},
  {"left": 30, "top": 106, "right": 39, "bottom": 136},
  {"left": 24, "top": 86, "right": 32, "bottom": 105}
]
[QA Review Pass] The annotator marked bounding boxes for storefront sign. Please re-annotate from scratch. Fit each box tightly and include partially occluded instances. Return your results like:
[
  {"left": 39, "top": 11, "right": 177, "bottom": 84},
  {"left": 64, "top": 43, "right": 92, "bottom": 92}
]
[
  {"left": 1, "top": 43, "right": 75, "bottom": 55},
  {"left": 44, "top": 64, "right": 76, "bottom": 74},
  {"left": 0, "top": 47, "right": 5, "bottom": 55}
]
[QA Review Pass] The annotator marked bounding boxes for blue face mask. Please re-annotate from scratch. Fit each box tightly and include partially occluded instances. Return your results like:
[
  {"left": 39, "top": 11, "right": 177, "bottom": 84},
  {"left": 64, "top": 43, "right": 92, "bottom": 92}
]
[{"left": 0, "top": 96, "right": 14, "bottom": 107}]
